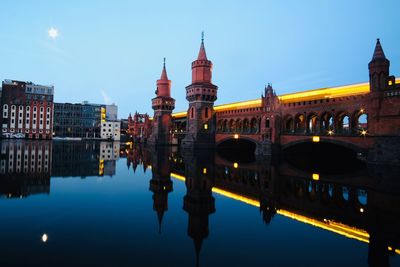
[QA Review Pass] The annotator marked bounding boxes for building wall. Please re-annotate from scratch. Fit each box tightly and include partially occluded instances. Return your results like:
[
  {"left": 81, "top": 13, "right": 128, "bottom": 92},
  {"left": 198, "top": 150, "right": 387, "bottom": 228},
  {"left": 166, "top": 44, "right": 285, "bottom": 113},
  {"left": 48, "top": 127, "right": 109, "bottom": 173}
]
[
  {"left": 53, "top": 102, "right": 104, "bottom": 138},
  {"left": 106, "top": 104, "right": 118, "bottom": 121},
  {"left": 1, "top": 80, "right": 54, "bottom": 140},
  {"left": 100, "top": 121, "right": 121, "bottom": 141}
]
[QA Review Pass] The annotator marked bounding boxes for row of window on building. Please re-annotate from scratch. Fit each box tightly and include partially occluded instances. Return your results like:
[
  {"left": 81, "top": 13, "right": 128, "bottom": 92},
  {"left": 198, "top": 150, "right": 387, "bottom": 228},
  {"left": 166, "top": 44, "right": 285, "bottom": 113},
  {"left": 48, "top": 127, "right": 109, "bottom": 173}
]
[{"left": 1, "top": 80, "right": 120, "bottom": 140}]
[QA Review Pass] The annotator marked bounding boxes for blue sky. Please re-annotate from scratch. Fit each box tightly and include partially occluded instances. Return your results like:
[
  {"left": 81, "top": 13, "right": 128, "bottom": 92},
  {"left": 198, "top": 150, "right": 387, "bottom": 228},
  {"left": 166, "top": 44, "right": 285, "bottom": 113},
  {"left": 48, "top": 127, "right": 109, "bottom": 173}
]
[{"left": 0, "top": 0, "right": 399, "bottom": 118}]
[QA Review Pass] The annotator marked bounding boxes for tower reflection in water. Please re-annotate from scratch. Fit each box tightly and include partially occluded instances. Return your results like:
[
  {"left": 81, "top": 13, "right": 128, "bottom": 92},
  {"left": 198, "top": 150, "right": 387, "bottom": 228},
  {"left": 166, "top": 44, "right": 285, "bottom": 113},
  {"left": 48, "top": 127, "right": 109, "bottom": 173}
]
[{"left": 0, "top": 139, "right": 399, "bottom": 267}]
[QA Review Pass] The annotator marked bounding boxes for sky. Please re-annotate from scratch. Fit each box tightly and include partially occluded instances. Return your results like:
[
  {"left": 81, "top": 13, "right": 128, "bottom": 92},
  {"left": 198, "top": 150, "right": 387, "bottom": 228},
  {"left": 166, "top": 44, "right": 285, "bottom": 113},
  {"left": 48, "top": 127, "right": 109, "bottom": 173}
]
[{"left": 0, "top": 0, "right": 399, "bottom": 118}]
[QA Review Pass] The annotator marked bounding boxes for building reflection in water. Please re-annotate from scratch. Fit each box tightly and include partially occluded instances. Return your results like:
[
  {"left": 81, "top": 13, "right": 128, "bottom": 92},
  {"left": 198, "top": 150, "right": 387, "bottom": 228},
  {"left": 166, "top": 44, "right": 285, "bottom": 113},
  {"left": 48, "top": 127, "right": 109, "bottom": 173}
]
[
  {"left": 51, "top": 141, "right": 118, "bottom": 177},
  {"left": 0, "top": 140, "right": 119, "bottom": 199},
  {"left": 0, "top": 140, "right": 52, "bottom": 198},
  {"left": 1, "top": 139, "right": 399, "bottom": 267}
]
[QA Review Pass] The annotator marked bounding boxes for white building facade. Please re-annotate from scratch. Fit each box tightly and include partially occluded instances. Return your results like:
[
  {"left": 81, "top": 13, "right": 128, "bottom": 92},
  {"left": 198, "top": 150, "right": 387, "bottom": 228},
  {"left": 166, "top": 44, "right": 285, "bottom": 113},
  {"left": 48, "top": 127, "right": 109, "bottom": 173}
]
[{"left": 100, "top": 121, "right": 120, "bottom": 141}]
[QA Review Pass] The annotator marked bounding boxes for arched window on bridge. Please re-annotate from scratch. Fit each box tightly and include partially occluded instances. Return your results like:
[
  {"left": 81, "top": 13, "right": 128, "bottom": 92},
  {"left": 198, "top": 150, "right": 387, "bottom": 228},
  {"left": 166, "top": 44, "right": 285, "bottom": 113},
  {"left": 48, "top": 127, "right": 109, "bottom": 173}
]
[
  {"left": 354, "top": 113, "right": 368, "bottom": 135},
  {"left": 235, "top": 119, "right": 242, "bottom": 133},
  {"left": 337, "top": 114, "right": 350, "bottom": 135},
  {"left": 250, "top": 118, "right": 258, "bottom": 133},
  {"left": 320, "top": 112, "right": 334, "bottom": 134},
  {"left": 228, "top": 119, "right": 235, "bottom": 133},
  {"left": 294, "top": 114, "right": 305, "bottom": 133},
  {"left": 284, "top": 116, "right": 293, "bottom": 133},
  {"left": 243, "top": 119, "right": 250, "bottom": 133},
  {"left": 356, "top": 114, "right": 368, "bottom": 131},
  {"left": 307, "top": 114, "right": 318, "bottom": 134},
  {"left": 217, "top": 120, "right": 222, "bottom": 132},
  {"left": 222, "top": 120, "right": 228, "bottom": 132}
]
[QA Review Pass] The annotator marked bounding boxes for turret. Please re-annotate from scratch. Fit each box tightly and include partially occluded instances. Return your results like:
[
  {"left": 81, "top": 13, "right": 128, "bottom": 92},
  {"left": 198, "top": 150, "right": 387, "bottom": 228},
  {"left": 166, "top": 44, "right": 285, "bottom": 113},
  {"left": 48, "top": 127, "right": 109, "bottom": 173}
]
[
  {"left": 148, "top": 59, "right": 175, "bottom": 146},
  {"left": 368, "top": 39, "right": 390, "bottom": 92},
  {"left": 182, "top": 33, "right": 218, "bottom": 149}
]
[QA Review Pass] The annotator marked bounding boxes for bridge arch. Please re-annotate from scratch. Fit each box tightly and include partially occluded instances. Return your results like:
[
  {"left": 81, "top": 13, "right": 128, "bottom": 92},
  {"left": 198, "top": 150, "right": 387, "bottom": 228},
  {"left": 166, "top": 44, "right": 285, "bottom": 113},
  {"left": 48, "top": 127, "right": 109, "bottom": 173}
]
[
  {"left": 281, "top": 137, "right": 365, "bottom": 153},
  {"left": 320, "top": 111, "right": 334, "bottom": 133},
  {"left": 294, "top": 113, "right": 306, "bottom": 133},
  {"left": 250, "top": 117, "right": 258, "bottom": 133},
  {"left": 306, "top": 112, "right": 319, "bottom": 134},
  {"left": 336, "top": 111, "right": 351, "bottom": 135},
  {"left": 228, "top": 119, "right": 235, "bottom": 133},
  {"left": 283, "top": 115, "right": 294, "bottom": 133},
  {"left": 352, "top": 111, "right": 368, "bottom": 133},
  {"left": 216, "top": 136, "right": 260, "bottom": 162}
]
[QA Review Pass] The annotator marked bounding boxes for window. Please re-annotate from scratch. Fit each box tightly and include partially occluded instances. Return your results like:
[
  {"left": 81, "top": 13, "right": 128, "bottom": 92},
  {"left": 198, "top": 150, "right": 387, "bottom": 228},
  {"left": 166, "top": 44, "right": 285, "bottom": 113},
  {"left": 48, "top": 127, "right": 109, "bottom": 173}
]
[{"left": 204, "top": 107, "right": 209, "bottom": 118}]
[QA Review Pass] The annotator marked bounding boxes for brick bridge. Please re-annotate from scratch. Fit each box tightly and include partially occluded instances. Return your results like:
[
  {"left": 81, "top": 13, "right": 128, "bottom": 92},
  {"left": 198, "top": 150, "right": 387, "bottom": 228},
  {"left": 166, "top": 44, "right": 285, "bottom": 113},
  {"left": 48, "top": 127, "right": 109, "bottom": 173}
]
[{"left": 137, "top": 38, "right": 400, "bottom": 163}]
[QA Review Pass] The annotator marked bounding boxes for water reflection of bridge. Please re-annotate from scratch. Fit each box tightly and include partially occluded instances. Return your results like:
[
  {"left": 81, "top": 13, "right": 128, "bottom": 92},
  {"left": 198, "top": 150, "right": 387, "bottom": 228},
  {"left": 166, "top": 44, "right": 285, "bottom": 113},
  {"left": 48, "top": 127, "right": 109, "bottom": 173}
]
[{"left": 164, "top": 150, "right": 400, "bottom": 266}]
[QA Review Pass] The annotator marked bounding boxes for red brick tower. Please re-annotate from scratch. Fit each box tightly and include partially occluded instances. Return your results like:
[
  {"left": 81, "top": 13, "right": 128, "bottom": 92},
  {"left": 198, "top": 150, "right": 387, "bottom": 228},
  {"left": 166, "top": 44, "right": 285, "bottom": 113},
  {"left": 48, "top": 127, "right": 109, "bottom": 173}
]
[
  {"left": 148, "top": 59, "right": 175, "bottom": 146},
  {"left": 182, "top": 33, "right": 218, "bottom": 149},
  {"left": 368, "top": 39, "right": 390, "bottom": 92}
]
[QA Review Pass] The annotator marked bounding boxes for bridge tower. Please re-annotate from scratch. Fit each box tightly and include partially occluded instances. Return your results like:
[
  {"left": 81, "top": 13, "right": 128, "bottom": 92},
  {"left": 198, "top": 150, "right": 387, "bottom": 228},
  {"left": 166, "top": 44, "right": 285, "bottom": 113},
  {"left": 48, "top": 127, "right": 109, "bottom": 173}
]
[
  {"left": 368, "top": 39, "right": 391, "bottom": 92},
  {"left": 183, "top": 150, "right": 215, "bottom": 267},
  {"left": 149, "top": 147, "right": 173, "bottom": 234},
  {"left": 148, "top": 59, "right": 175, "bottom": 146},
  {"left": 182, "top": 33, "right": 218, "bottom": 149},
  {"left": 260, "top": 84, "right": 281, "bottom": 155}
]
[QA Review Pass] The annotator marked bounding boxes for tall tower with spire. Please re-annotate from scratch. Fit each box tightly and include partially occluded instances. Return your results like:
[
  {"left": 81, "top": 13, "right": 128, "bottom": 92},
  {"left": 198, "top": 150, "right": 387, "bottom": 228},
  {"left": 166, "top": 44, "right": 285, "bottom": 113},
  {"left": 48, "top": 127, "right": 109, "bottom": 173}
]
[
  {"left": 148, "top": 59, "right": 175, "bottom": 146},
  {"left": 368, "top": 39, "right": 390, "bottom": 92},
  {"left": 182, "top": 33, "right": 218, "bottom": 149},
  {"left": 149, "top": 147, "right": 173, "bottom": 234}
]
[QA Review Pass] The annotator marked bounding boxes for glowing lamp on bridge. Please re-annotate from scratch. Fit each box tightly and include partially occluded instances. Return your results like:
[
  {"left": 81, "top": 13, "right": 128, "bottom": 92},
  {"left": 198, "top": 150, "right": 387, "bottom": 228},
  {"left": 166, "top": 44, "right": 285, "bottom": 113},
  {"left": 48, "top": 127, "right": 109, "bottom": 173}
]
[
  {"left": 327, "top": 130, "right": 334, "bottom": 136},
  {"left": 359, "top": 208, "right": 364, "bottom": 213},
  {"left": 233, "top": 162, "right": 239, "bottom": 168},
  {"left": 203, "top": 168, "right": 207, "bottom": 174},
  {"left": 312, "top": 173, "right": 320, "bottom": 181},
  {"left": 312, "top": 136, "right": 320, "bottom": 142},
  {"left": 360, "top": 129, "right": 367, "bottom": 136},
  {"left": 234, "top": 134, "right": 239, "bottom": 139},
  {"left": 203, "top": 123, "right": 208, "bottom": 130}
]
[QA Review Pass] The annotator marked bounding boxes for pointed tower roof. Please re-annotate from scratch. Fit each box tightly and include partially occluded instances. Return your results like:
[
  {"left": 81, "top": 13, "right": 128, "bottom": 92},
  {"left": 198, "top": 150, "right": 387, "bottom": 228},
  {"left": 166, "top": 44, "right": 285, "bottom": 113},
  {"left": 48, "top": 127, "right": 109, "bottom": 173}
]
[
  {"left": 197, "top": 32, "right": 208, "bottom": 60},
  {"left": 160, "top": 57, "right": 168, "bottom": 80},
  {"left": 157, "top": 210, "right": 165, "bottom": 234},
  {"left": 371, "top": 38, "right": 387, "bottom": 61},
  {"left": 193, "top": 238, "right": 203, "bottom": 267}
]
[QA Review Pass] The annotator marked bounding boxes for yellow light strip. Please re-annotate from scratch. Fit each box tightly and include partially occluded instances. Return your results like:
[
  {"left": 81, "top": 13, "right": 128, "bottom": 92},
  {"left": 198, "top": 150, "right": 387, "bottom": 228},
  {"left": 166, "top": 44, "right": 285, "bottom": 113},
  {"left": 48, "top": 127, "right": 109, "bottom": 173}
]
[
  {"left": 278, "top": 82, "right": 370, "bottom": 103},
  {"left": 169, "top": 172, "right": 400, "bottom": 255},
  {"left": 214, "top": 99, "right": 262, "bottom": 111},
  {"left": 276, "top": 210, "right": 370, "bottom": 244},
  {"left": 165, "top": 78, "right": 400, "bottom": 119},
  {"left": 172, "top": 111, "right": 187, "bottom": 119},
  {"left": 211, "top": 187, "right": 261, "bottom": 207}
]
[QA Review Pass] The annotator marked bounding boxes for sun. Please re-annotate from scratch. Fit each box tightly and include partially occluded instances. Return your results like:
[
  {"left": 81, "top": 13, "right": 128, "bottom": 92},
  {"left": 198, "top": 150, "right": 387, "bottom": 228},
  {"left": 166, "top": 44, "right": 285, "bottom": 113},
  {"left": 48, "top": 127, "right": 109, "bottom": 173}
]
[{"left": 48, "top": 27, "right": 59, "bottom": 39}]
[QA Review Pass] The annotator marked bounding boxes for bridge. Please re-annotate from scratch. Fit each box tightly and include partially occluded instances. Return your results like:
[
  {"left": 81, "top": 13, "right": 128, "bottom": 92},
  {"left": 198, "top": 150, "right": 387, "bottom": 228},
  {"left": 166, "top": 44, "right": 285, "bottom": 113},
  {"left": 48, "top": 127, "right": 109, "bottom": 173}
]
[{"left": 137, "top": 38, "right": 400, "bottom": 164}]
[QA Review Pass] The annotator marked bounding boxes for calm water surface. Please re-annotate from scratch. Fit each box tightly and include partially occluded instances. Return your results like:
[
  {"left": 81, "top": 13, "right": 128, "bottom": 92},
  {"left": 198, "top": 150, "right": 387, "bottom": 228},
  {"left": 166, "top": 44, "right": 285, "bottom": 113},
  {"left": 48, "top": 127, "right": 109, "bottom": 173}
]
[{"left": 0, "top": 140, "right": 399, "bottom": 267}]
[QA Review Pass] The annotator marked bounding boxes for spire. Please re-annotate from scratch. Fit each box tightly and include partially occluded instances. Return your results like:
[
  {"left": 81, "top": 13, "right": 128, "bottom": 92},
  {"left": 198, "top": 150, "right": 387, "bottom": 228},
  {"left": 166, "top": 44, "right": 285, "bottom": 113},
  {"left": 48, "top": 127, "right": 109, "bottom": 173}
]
[
  {"left": 160, "top": 57, "right": 168, "bottom": 80},
  {"left": 372, "top": 38, "right": 387, "bottom": 61},
  {"left": 157, "top": 210, "right": 165, "bottom": 234},
  {"left": 197, "top": 32, "right": 208, "bottom": 60},
  {"left": 193, "top": 238, "right": 203, "bottom": 267}
]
